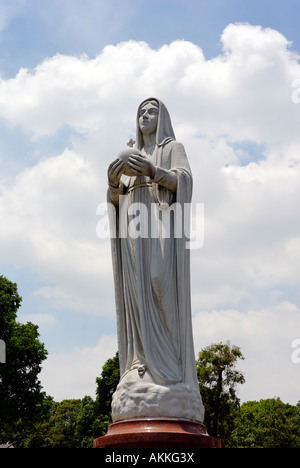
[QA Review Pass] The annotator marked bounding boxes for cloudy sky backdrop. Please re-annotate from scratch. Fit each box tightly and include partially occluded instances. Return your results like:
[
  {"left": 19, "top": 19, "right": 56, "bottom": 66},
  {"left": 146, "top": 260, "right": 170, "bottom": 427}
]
[{"left": 0, "top": 0, "right": 299, "bottom": 404}]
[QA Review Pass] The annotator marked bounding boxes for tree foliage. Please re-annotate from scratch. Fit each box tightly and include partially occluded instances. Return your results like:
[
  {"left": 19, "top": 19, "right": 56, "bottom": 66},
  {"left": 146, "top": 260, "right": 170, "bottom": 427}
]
[
  {"left": 1, "top": 277, "right": 299, "bottom": 448},
  {"left": 0, "top": 276, "right": 49, "bottom": 445},
  {"left": 229, "top": 398, "right": 300, "bottom": 448},
  {"left": 75, "top": 354, "right": 120, "bottom": 448},
  {"left": 196, "top": 341, "right": 245, "bottom": 445},
  {"left": 95, "top": 352, "right": 120, "bottom": 415}
]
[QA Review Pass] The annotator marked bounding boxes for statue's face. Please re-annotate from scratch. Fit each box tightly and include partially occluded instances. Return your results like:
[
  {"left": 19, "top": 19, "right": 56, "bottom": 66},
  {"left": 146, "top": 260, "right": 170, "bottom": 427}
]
[{"left": 138, "top": 102, "right": 159, "bottom": 136}]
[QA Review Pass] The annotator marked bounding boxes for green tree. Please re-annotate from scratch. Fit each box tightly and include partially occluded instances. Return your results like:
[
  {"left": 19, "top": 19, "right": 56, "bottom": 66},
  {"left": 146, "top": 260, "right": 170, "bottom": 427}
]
[
  {"left": 20, "top": 399, "right": 83, "bottom": 448},
  {"left": 46, "top": 399, "right": 82, "bottom": 448},
  {"left": 229, "top": 399, "right": 300, "bottom": 448},
  {"left": 196, "top": 341, "right": 245, "bottom": 445},
  {"left": 0, "top": 275, "right": 22, "bottom": 340},
  {"left": 75, "top": 396, "right": 111, "bottom": 448},
  {"left": 0, "top": 276, "right": 49, "bottom": 445},
  {"left": 95, "top": 352, "right": 120, "bottom": 417},
  {"left": 17, "top": 353, "right": 121, "bottom": 448},
  {"left": 75, "top": 353, "right": 120, "bottom": 448}
]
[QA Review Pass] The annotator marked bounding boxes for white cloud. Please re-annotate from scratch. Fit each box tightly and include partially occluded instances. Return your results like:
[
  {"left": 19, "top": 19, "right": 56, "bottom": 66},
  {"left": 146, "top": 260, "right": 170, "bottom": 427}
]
[
  {"left": 0, "top": 149, "right": 114, "bottom": 316},
  {"left": 193, "top": 302, "right": 300, "bottom": 405},
  {"left": 0, "top": 24, "right": 299, "bottom": 314},
  {"left": 1, "top": 23, "right": 300, "bottom": 143},
  {"left": 40, "top": 303, "right": 300, "bottom": 404},
  {"left": 0, "top": 23, "right": 299, "bottom": 402},
  {"left": 20, "top": 313, "right": 57, "bottom": 330},
  {"left": 40, "top": 334, "right": 118, "bottom": 401}
]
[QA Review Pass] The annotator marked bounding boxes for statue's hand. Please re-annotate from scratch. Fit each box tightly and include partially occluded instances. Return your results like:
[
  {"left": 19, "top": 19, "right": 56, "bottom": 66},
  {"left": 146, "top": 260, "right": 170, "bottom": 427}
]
[
  {"left": 108, "top": 159, "right": 124, "bottom": 187},
  {"left": 127, "top": 154, "right": 156, "bottom": 179}
]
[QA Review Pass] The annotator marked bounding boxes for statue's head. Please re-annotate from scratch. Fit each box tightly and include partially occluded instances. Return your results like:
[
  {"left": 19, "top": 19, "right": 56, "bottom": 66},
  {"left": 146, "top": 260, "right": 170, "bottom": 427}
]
[
  {"left": 136, "top": 98, "right": 176, "bottom": 149},
  {"left": 138, "top": 99, "right": 159, "bottom": 137}
]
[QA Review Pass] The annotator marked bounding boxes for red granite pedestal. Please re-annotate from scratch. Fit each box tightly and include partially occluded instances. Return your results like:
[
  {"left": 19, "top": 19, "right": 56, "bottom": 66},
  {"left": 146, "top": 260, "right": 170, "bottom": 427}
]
[{"left": 93, "top": 418, "right": 221, "bottom": 449}]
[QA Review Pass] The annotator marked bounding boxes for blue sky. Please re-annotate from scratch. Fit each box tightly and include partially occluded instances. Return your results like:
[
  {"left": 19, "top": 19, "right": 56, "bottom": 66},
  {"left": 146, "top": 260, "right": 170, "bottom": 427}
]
[
  {"left": 0, "top": 0, "right": 300, "bottom": 403},
  {"left": 1, "top": 0, "right": 300, "bottom": 77}
]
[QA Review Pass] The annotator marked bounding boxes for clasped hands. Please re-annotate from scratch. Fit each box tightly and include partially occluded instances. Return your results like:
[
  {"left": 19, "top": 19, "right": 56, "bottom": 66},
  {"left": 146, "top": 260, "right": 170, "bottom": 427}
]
[{"left": 108, "top": 152, "right": 156, "bottom": 188}]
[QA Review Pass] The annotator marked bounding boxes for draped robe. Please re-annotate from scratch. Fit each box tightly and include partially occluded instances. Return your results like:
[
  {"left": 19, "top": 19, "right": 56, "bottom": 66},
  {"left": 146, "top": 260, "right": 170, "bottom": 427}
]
[{"left": 108, "top": 99, "right": 204, "bottom": 422}]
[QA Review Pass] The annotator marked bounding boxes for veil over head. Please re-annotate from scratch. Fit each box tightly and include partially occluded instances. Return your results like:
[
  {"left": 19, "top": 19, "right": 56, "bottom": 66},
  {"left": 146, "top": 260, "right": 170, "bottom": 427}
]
[{"left": 136, "top": 98, "right": 176, "bottom": 149}]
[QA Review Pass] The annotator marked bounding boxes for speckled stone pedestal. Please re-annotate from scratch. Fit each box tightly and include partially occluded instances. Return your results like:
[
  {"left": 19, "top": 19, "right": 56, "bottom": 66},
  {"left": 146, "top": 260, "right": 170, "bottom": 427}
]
[{"left": 93, "top": 418, "right": 221, "bottom": 449}]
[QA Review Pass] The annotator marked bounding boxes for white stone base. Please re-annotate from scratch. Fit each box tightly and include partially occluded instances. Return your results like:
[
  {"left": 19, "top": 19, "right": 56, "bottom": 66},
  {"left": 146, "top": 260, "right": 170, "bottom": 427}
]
[{"left": 111, "top": 364, "right": 205, "bottom": 423}]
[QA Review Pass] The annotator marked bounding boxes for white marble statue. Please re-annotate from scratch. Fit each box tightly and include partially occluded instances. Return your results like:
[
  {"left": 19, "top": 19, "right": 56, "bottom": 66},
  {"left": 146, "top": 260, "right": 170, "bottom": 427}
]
[{"left": 107, "top": 98, "right": 204, "bottom": 423}]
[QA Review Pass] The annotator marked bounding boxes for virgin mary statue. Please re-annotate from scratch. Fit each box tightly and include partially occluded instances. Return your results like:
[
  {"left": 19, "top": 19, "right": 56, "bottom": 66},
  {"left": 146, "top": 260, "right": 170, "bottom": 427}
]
[{"left": 107, "top": 98, "right": 204, "bottom": 423}]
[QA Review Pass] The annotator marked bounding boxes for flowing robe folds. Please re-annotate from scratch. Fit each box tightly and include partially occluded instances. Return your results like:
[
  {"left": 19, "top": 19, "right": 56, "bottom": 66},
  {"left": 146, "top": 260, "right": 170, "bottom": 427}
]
[{"left": 108, "top": 99, "right": 204, "bottom": 423}]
